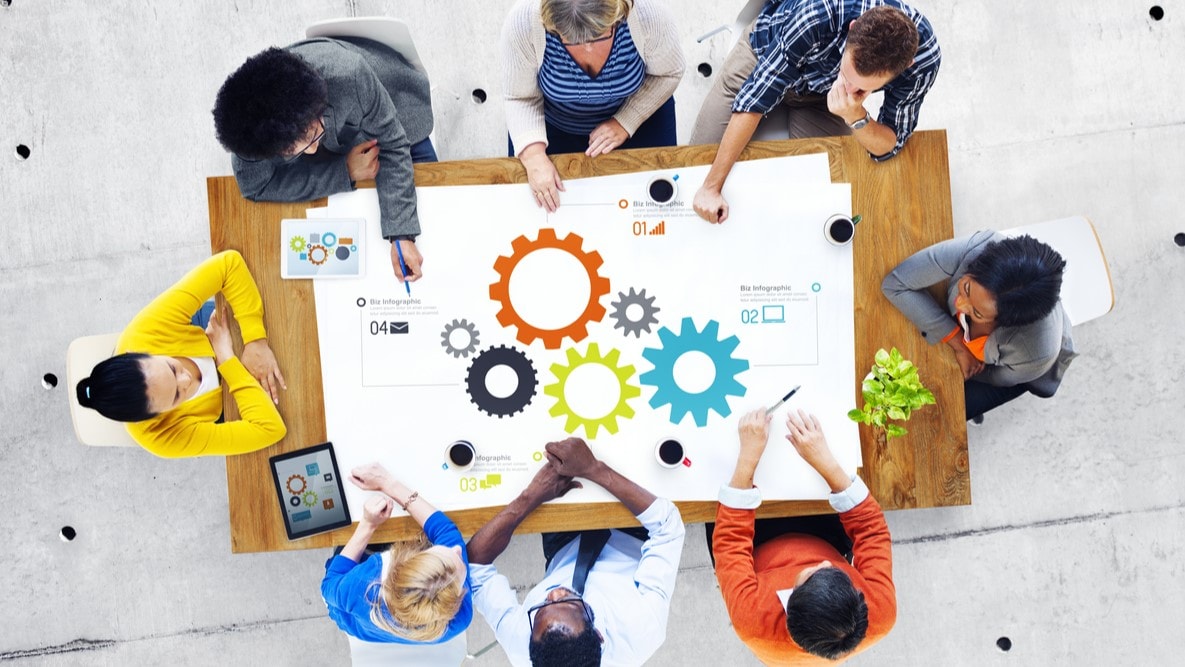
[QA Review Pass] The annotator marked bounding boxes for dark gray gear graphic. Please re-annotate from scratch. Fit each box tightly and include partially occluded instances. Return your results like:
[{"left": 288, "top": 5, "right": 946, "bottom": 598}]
[
  {"left": 609, "top": 287, "right": 660, "bottom": 338},
  {"left": 441, "top": 318, "right": 481, "bottom": 358},
  {"left": 465, "top": 345, "right": 538, "bottom": 418}
]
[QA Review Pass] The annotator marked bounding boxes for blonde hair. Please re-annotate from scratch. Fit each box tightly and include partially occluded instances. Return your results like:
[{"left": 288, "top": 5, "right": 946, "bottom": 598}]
[
  {"left": 368, "top": 534, "right": 467, "bottom": 642},
  {"left": 541, "top": 0, "right": 633, "bottom": 45}
]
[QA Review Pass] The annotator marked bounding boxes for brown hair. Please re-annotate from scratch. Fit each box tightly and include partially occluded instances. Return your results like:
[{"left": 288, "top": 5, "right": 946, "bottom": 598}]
[
  {"left": 847, "top": 6, "right": 919, "bottom": 78},
  {"left": 368, "top": 535, "right": 467, "bottom": 642},
  {"left": 541, "top": 0, "right": 633, "bottom": 45}
]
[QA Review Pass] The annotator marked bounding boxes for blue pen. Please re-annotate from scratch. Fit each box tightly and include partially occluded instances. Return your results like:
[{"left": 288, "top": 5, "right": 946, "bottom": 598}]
[{"left": 394, "top": 241, "right": 412, "bottom": 296}]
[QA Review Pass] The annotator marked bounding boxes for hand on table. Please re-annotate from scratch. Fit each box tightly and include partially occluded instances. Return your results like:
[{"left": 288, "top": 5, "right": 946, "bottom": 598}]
[
  {"left": 361, "top": 494, "right": 394, "bottom": 527},
  {"left": 693, "top": 185, "right": 729, "bottom": 224},
  {"left": 524, "top": 462, "right": 582, "bottom": 505},
  {"left": 826, "top": 70, "right": 870, "bottom": 125},
  {"left": 241, "top": 339, "right": 286, "bottom": 404},
  {"left": 390, "top": 239, "right": 423, "bottom": 282},
  {"left": 785, "top": 410, "right": 849, "bottom": 493},
  {"left": 737, "top": 409, "right": 773, "bottom": 464},
  {"left": 947, "top": 340, "right": 985, "bottom": 379},
  {"left": 520, "top": 143, "right": 565, "bottom": 212},
  {"left": 347, "top": 139, "right": 380, "bottom": 182},
  {"left": 544, "top": 437, "right": 601, "bottom": 478},
  {"left": 204, "top": 304, "right": 235, "bottom": 366},
  {"left": 350, "top": 462, "right": 396, "bottom": 492},
  {"left": 586, "top": 118, "right": 629, "bottom": 157}
]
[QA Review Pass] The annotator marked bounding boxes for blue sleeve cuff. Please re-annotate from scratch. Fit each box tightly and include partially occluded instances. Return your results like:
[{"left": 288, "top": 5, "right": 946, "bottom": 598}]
[
  {"left": 718, "top": 485, "right": 762, "bottom": 510},
  {"left": 423, "top": 510, "right": 465, "bottom": 548},
  {"left": 828, "top": 475, "right": 870, "bottom": 513}
]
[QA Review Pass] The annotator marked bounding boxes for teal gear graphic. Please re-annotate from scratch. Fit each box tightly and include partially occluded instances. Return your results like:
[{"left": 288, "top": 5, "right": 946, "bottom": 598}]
[
  {"left": 302, "top": 490, "right": 318, "bottom": 507},
  {"left": 639, "top": 317, "right": 749, "bottom": 426},
  {"left": 286, "top": 474, "right": 307, "bottom": 494},
  {"left": 288, "top": 235, "right": 307, "bottom": 253},
  {"left": 544, "top": 343, "right": 640, "bottom": 438}
]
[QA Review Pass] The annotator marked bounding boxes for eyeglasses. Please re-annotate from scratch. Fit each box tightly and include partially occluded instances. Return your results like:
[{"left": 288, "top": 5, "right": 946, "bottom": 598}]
[
  {"left": 527, "top": 595, "right": 596, "bottom": 631},
  {"left": 281, "top": 119, "right": 325, "bottom": 163},
  {"left": 559, "top": 24, "right": 616, "bottom": 47}
]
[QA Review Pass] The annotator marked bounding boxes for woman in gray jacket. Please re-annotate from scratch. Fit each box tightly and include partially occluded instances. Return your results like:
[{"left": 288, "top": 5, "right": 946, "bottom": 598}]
[{"left": 882, "top": 232, "right": 1075, "bottom": 421}]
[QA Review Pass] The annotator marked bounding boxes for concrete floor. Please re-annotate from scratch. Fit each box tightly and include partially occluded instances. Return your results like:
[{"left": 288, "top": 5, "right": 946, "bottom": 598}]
[{"left": 2, "top": 0, "right": 1181, "bottom": 664}]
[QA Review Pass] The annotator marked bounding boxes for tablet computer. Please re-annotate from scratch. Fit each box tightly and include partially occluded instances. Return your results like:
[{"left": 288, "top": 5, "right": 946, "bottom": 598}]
[
  {"left": 270, "top": 442, "right": 353, "bottom": 540},
  {"left": 280, "top": 218, "right": 365, "bottom": 279}
]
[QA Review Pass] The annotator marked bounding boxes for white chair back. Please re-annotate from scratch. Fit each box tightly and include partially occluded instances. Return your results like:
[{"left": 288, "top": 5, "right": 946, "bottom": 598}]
[
  {"left": 1001, "top": 216, "right": 1115, "bottom": 327},
  {"left": 697, "top": 0, "right": 766, "bottom": 52},
  {"left": 306, "top": 17, "right": 428, "bottom": 76},
  {"left": 66, "top": 333, "right": 138, "bottom": 447}
]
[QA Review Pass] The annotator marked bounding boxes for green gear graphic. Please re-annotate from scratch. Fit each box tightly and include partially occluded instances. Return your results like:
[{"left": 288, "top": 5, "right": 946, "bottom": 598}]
[
  {"left": 544, "top": 343, "right": 640, "bottom": 438},
  {"left": 302, "top": 490, "right": 318, "bottom": 507},
  {"left": 289, "top": 235, "right": 307, "bottom": 253}
]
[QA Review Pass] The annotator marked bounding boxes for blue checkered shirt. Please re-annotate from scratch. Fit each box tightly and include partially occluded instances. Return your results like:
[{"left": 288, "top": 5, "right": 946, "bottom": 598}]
[{"left": 734, "top": 0, "right": 941, "bottom": 160}]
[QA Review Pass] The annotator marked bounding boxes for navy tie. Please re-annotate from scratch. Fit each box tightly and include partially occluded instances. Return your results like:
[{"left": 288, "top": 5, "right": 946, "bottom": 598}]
[{"left": 571, "top": 529, "right": 611, "bottom": 595}]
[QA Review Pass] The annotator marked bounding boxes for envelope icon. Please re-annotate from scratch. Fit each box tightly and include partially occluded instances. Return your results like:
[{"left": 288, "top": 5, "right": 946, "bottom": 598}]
[{"left": 390, "top": 321, "right": 409, "bottom": 334}]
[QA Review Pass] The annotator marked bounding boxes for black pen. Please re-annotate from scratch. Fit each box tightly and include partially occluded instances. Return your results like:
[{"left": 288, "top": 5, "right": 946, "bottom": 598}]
[{"left": 765, "top": 385, "right": 801, "bottom": 415}]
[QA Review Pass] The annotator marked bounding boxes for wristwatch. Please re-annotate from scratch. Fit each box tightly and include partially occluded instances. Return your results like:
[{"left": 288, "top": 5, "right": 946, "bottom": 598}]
[{"left": 848, "top": 111, "right": 872, "bottom": 130}]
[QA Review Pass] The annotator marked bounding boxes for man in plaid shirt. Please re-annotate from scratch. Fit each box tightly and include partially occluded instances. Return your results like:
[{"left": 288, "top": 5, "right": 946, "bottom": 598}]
[{"left": 691, "top": 0, "right": 941, "bottom": 223}]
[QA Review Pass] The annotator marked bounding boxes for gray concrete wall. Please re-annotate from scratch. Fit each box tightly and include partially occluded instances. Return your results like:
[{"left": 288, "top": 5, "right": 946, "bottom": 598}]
[{"left": 1, "top": 1, "right": 1181, "bottom": 664}]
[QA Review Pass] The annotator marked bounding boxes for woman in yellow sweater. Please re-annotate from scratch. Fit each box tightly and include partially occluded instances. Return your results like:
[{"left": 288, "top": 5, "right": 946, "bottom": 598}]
[{"left": 75, "top": 250, "right": 287, "bottom": 458}]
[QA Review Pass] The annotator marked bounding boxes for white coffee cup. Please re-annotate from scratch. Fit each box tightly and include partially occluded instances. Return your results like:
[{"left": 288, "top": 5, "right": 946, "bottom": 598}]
[
  {"left": 824, "top": 214, "right": 856, "bottom": 246},
  {"left": 655, "top": 438, "right": 691, "bottom": 468}
]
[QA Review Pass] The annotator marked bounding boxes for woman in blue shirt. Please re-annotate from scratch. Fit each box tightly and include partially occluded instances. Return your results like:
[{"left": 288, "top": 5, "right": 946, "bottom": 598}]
[{"left": 321, "top": 463, "right": 472, "bottom": 643}]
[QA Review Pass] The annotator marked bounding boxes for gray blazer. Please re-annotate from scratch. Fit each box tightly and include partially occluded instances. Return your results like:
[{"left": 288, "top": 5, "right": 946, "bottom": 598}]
[
  {"left": 231, "top": 37, "right": 434, "bottom": 239},
  {"left": 881, "top": 230, "right": 1077, "bottom": 396}
]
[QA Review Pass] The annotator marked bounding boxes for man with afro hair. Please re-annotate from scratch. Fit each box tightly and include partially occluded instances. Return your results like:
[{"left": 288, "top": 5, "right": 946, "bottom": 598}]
[{"left": 214, "top": 38, "right": 435, "bottom": 282}]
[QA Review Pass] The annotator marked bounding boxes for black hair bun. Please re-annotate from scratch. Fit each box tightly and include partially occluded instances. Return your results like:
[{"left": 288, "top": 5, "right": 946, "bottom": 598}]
[{"left": 76, "top": 379, "right": 93, "bottom": 407}]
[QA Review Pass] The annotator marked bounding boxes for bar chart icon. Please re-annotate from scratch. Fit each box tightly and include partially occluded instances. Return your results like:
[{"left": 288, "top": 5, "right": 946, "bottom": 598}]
[{"left": 648, "top": 221, "right": 666, "bottom": 236}]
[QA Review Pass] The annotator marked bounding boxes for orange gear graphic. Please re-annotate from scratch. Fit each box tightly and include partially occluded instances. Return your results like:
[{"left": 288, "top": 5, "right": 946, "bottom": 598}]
[
  {"left": 286, "top": 474, "right": 307, "bottom": 494},
  {"left": 489, "top": 228, "right": 610, "bottom": 349}
]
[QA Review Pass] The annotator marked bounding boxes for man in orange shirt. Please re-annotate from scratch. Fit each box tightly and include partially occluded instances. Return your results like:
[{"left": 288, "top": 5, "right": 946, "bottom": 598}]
[{"left": 711, "top": 409, "right": 896, "bottom": 665}]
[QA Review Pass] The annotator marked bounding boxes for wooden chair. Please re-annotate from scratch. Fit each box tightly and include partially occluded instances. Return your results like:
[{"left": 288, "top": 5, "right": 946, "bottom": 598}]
[
  {"left": 65, "top": 333, "right": 137, "bottom": 447},
  {"left": 1001, "top": 215, "right": 1115, "bottom": 327}
]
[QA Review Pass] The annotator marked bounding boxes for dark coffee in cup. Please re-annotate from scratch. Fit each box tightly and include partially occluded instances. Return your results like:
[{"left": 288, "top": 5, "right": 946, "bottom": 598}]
[
  {"left": 648, "top": 177, "right": 676, "bottom": 204},
  {"left": 658, "top": 439, "right": 683, "bottom": 465},
  {"left": 828, "top": 218, "right": 854, "bottom": 243},
  {"left": 447, "top": 440, "right": 475, "bottom": 468},
  {"left": 824, "top": 214, "right": 855, "bottom": 245}
]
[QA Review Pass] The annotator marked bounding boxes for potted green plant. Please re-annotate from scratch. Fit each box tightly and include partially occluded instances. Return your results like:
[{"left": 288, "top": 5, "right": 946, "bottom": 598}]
[{"left": 848, "top": 347, "right": 936, "bottom": 439}]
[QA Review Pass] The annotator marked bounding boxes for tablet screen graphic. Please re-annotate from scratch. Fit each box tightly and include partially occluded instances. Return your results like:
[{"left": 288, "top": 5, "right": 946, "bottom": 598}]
[{"left": 270, "top": 442, "right": 352, "bottom": 540}]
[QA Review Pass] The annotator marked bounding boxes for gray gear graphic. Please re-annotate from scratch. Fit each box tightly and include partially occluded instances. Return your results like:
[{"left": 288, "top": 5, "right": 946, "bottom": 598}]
[
  {"left": 609, "top": 287, "right": 660, "bottom": 338},
  {"left": 441, "top": 318, "right": 481, "bottom": 358}
]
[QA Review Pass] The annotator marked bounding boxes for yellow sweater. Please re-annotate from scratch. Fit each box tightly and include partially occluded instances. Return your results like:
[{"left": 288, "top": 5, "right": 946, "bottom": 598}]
[{"left": 116, "top": 250, "right": 286, "bottom": 458}]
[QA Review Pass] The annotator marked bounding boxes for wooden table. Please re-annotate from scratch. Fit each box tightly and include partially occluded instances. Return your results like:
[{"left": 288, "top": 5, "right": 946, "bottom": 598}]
[{"left": 208, "top": 130, "right": 969, "bottom": 553}]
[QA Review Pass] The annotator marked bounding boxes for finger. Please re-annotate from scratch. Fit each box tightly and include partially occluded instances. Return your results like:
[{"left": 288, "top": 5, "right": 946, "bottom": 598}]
[
  {"left": 554, "top": 174, "right": 566, "bottom": 192},
  {"left": 808, "top": 413, "right": 822, "bottom": 432},
  {"left": 348, "top": 474, "right": 365, "bottom": 489},
  {"left": 261, "top": 373, "right": 278, "bottom": 403},
  {"left": 718, "top": 201, "right": 730, "bottom": 223},
  {"left": 542, "top": 190, "right": 558, "bottom": 213},
  {"left": 273, "top": 366, "right": 288, "bottom": 391}
]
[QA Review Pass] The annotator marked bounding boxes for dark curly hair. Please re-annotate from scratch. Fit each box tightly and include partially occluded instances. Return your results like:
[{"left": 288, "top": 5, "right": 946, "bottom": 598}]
[
  {"left": 786, "top": 567, "right": 868, "bottom": 660},
  {"left": 966, "top": 235, "right": 1067, "bottom": 328},
  {"left": 529, "top": 624, "right": 602, "bottom": 667},
  {"left": 213, "top": 47, "right": 328, "bottom": 159},
  {"left": 847, "top": 6, "right": 919, "bottom": 78}
]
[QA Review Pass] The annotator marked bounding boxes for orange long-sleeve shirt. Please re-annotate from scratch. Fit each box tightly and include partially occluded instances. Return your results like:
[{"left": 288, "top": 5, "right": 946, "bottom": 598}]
[{"left": 713, "top": 486, "right": 896, "bottom": 665}]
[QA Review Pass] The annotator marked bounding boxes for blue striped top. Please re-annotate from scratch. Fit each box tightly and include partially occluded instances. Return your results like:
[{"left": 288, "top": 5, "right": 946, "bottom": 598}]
[{"left": 538, "top": 22, "right": 646, "bottom": 136}]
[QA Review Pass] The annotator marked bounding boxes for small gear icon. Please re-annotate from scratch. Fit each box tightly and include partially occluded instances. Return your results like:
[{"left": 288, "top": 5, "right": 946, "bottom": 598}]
[
  {"left": 465, "top": 345, "right": 538, "bottom": 418},
  {"left": 544, "top": 343, "right": 640, "bottom": 438},
  {"left": 288, "top": 235, "right": 307, "bottom": 253},
  {"left": 307, "top": 244, "right": 329, "bottom": 265},
  {"left": 302, "top": 490, "right": 318, "bottom": 507},
  {"left": 286, "top": 474, "right": 307, "bottom": 494},
  {"left": 609, "top": 287, "right": 661, "bottom": 338},
  {"left": 639, "top": 317, "right": 750, "bottom": 426},
  {"left": 441, "top": 319, "right": 481, "bottom": 358},
  {"left": 489, "top": 228, "right": 610, "bottom": 349}
]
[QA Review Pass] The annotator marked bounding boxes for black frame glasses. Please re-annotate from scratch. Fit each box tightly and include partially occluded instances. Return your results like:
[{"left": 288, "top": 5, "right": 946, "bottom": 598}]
[
  {"left": 527, "top": 595, "right": 596, "bottom": 630},
  {"left": 281, "top": 119, "right": 326, "bottom": 163},
  {"left": 559, "top": 23, "right": 616, "bottom": 47}
]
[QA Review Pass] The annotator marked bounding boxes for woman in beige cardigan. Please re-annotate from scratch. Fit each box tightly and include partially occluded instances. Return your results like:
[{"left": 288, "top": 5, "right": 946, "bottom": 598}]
[{"left": 501, "top": 0, "right": 684, "bottom": 212}]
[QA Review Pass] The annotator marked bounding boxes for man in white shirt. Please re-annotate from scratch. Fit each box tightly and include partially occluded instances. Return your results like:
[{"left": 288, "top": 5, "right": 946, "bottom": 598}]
[{"left": 467, "top": 438, "right": 685, "bottom": 666}]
